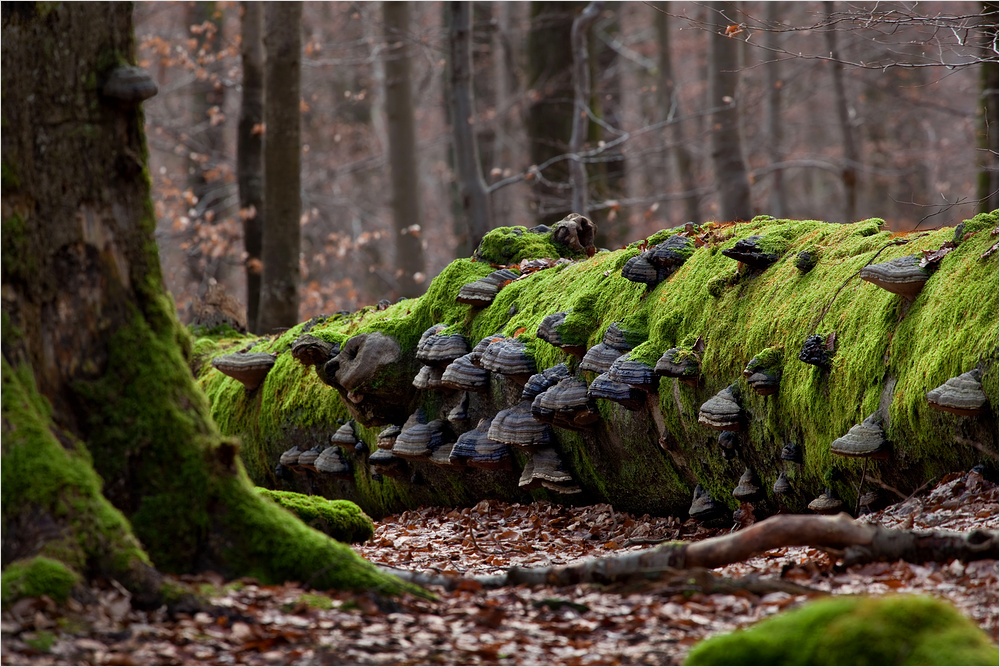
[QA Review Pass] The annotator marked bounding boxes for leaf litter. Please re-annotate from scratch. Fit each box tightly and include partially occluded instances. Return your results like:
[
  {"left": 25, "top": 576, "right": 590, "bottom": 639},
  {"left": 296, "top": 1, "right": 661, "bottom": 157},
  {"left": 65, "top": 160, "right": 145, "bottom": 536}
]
[{"left": 2, "top": 469, "right": 996, "bottom": 665}]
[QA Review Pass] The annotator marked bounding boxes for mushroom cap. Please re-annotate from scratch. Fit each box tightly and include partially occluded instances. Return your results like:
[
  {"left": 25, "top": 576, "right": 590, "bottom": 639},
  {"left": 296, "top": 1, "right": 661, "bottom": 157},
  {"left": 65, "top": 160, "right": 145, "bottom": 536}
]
[
  {"left": 587, "top": 372, "right": 647, "bottom": 411},
  {"left": 795, "top": 250, "right": 817, "bottom": 273},
  {"left": 621, "top": 252, "right": 666, "bottom": 286},
  {"left": 807, "top": 491, "right": 844, "bottom": 514},
  {"left": 798, "top": 334, "right": 835, "bottom": 368},
  {"left": 479, "top": 338, "right": 536, "bottom": 381},
  {"left": 746, "top": 370, "right": 781, "bottom": 396},
  {"left": 859, "top": 255, "right": 929, "bottom": 301},
  {"left": 607, "top": 356, "right": 658, "bottom": 392},
  {"left": 579, "top": 343, "right": 627, "bottom": 374},
  {"left": 211, "top": 352, "right": 277, "bottom": 390},
  {"left": 648, "top": 235, "right": 694, "bottom": 269},
  {"left": 926, "top": 370, "right": 989, "bottom": 416},
  {"left": 732, "top": 467, "right": 762, "bottom": 501},
  {"left": 721, "top": 235, "right": 780, "bottom": 269},
  {"left": 101, "top": 65, "right": 158, "bottom": 104},
  {"left": 368, "top": 447, "right": 407, "bottom": 477},
  {"left": 441, "top": 353, "right": 491, "bottom": 392},
  {"left": 429, "top": 441, "right": 464, "bottom": 470},
  {"left": 698, "top": 384, "right": 746, "bottom": 431},
  {"left": 297, "top": 445, "right": 323, "bottom": 471},
  {"left": 291, "top": 334, "right": 340, "bottom": 367},
  {"left": 315, "top": 446, "right": 351, "bottom": 476},
  {"left": 780, "top": 442, "right": 803, "bottom": 463},
  {"left": 416, "top": 328, "right": 470, "bottom": 367},
  {"left": 531, "top": 377, "right": 600, "bottom": 430},
  {"left": 469, "top": 333, "right": 507, "bottom": 367},
  {"left": 376, "top": 425, "right": 401, "bottom": 450},
  {"left": 451, "top": 418, "right": 513, "bottom": 470},
  {"left": 412, "top": 364, "right": 445, "bottom": 390},
  {"left": 392, "top": 419, "right": 447, "bottom": 460},
  {"left": 655, "top": 347, "right": 701, "bottom": 381},
  {"left": 830, "top": 413, "right": 889, "bottom": 458},
  {"left": 488, "top": 400, "right": 553, "bottom": 449},
  {"left": 456, "top": 269, "right": 520, "bottom": 306},
  {"left": 718, "top": 430, "right": 739, "bottom": 451},
  {"left": 279, "top": 444, "right": 303, "bottom": 467},
  {"left": 519, "top": 447, "right": 575, "bottom": 488},
  {"left": 330, "top": 423, "right": 358, "bottom": 450},
  {"left": 603, "top": 322, "right": 645, "bottom": 350},
  {"left": 536, "top": 312, "right": 588, "bottom": 356},
  {"left": 521, "top": 363, "right": 572, "bottom": 401},
  {"left": 447, "top": 392, "right": 471, "bottom": 423},
  {"left": 689, "top": 484, "right": 723, "bottom": 521},
  {"left": 551, "top": 213, "right": 597, "bottom": 256},
  {"left": 772, "top": 471, "right": 792, "bottom": 495}
]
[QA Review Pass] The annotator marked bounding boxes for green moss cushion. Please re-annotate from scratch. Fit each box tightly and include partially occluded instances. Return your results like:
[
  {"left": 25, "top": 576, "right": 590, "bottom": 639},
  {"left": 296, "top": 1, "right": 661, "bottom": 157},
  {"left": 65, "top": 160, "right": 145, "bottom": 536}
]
[
  {"left": 256, "top": 488, "right": 374, "bottom": 544},
  {"left": 684, "top": 594, "right": 998, "bottom": 666}
]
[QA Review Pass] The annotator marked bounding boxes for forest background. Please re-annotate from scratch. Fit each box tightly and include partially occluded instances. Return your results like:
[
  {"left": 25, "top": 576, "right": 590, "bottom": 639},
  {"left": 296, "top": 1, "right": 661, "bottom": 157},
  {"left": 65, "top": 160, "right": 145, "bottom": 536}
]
[{"left": 134, "top": 1, "right": 999, "bottom": 332}]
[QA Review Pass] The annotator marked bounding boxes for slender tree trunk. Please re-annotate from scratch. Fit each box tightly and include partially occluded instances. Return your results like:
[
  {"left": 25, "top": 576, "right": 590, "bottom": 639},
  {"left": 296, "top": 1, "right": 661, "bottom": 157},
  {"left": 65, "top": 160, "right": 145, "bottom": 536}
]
[
  {"left": 569, "top": 2, "right": 602, "bottom": 217},
  {"left": 383, "top": 0, "right": 427, "bottom": 298},
  {"left": 1, "top": 2, "right": 409, "bottom": 603},
  {"left": 447, "top": 1, "right": 492, "bottom": 253},
  {"left": 258, "top": 1, "right": 302, "bottom": 333},
  {"left": 978, "top": 1, "right": 999, "bottom": 213},
  {"left": 824, "top": 1, "right": 858, "bottom": 223},
  {"left": 655, "top": 3, "right": 700, "bottom": 224},
  {"left": 763, "top": 2, "right": 786, "bottom": 218},
  {"left": 238, "top": 1, "right": 265, "bottom": 333},
  {"left": 707, "top": 2, "right": 752, "bottom": 222}
]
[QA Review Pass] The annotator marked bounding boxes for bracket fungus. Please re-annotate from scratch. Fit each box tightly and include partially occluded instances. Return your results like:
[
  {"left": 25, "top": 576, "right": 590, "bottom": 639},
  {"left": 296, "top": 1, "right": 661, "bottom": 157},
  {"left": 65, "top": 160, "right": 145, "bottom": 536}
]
[
  {"left": 429, "top": 441, "right": 463, "bottom": 470},
  {"left": 518, "top": 448, "right": 581, "bottom": 494},
  {"left": 743, "top": 349, "right": 783, "bottom": 396},
  {"left": 830, "top": 413, "right": 890, "bottom": 459},
  {"left": 376, "top": 425, "right": 401, "bottom": 450},
  {"left": 415, "top": 327, "right": 470, "bottom": 367},
  {"left": 648, "top": 235, "right": 695, "bottom": 271},
  {"left": 926, "top": 370, "right": 989, "bottom": 416},
  {"left": 579, "top": 343, "right": 627, "bottom": 374},
  {"left": 211, "top": 352, "right": 277, "bottom": 391},
  {"left": 488, "top": 400, "right": 553, "bottom": 450},
  {"left": 621, "top": 252, "right": 669, "bottom": 287},
  {"left": 537, "top": 312, "right": 587, "bottom": 357},
  {"left": 278, "top": 444, "right": 303, "bottom": 468},
  {"left": 368, "top": 448, "right": 406, "bottom": 479},
  {"left": 451, "top": 418, "right": 513, "bottom": 470},
  {"left": 522, "top": 364, "right": 573, "bottom": 401},
  {"left": 456, "top": 268, "right": 520, "bottom": 307},
  {"left": 698, "top": 384, "right": 746, "bottom": 431},
  {"left": 859, "top": 255, "right": 931, "bottom": 301},
  {"left": 479, "top": 337, "right": 536, "bottom": 384},
  {"left": 607, "top": 356, "right": 659, "bottom": 392},
  {"left": 780, "top": 442, "right": 803, "bottom": 464},
  {"left": 412, "top": 365, "right": 445, "bottom": 390},
  {"left": 531, "top": 377, "right": 600, "bottom": 430},
  {"left": 772, "top": 471, "right": 792, "bottom": 495},
  {"left": 732, "top": 467, "right": 762, "bottom": 501},
  {"left": 798, "top": 333, "right": 836, "bottom": 369},
  {"left": 297, "top": 445, "right": 323, "bottom": 471},
  {"left": 550, "top": 213, "right": 597, "bottom": 257},
  {"left": 807, "top": 490, "right": 844, "bottom": 514},
  {"left": 689, "top": 484, "right": 724, "bottom": 521},
  {"left": 315, "top": 446, "right": 351, "bottom": 477},
  {"left": 100, "top": 65, "right": 158, "bottom": 106},
  {"left": 393, "top": 419, "right": 447, "bottom": 460},
  {"left": 587, "top": 372, "right": 646, "bottom": 411},
  {"left": 655, "top": 347, "right": 701, "bottom": 386},
  {"left": 446, "top": 392, "right": 471, "bottom": 425},
  {"left": 721, "top": 235, "right": 780, "bottom": 270},
  {"left": 795, "top": 250, "right": 818, "bottom": 273},
  {"left": 330, "top": 423, "right": 359, "bottom": 451},
  {"left": 440, "top": 353, "right": 491, "bottom": 392},
  {"left": 291, "top": 334, "right": 340, "bottom": 367}
]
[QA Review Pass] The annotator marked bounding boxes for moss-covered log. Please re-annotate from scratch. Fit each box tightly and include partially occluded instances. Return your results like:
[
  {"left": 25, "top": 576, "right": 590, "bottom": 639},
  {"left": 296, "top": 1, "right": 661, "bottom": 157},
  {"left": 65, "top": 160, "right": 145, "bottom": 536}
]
[
  {"left": 1, "top": 3, "right": 415, "bottom": 607},
  {"left": 198, "top": 212, "right": 999, "bottom": 519}
]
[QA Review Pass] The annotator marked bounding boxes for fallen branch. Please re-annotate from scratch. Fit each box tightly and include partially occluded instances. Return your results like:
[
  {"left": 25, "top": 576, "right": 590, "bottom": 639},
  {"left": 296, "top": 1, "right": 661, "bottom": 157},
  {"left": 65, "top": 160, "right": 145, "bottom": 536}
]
[{"left": 378, "top": 513, "right": 997, "bottom": 591}]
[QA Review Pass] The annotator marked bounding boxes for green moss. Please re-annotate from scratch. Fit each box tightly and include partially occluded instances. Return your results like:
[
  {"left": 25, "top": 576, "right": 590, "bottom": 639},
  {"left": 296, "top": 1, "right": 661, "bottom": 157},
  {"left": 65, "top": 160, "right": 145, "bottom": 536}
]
[
  {"left": 473, "top": 226, "right": 573, "bottom": 265},
  {"left": 293, "top": 592, "right": 335, "bottom": 611},
  {"left": 684, "top": 595, "right": 998, "bottom": 665},
  {"left": 964, "top": 209, "right": 998, "bottom": 233},
  {"left": 1, "top": 160, "right": 21, "bottom": 190},
  {"left": 1, "top": 557, "right": 80, "bottom": 607},
  {"left": 745, "top": 346, "right": 783, "bottom": 372},
  {"left": 255, "top": 488, "right": 374, "bottom": 543}
]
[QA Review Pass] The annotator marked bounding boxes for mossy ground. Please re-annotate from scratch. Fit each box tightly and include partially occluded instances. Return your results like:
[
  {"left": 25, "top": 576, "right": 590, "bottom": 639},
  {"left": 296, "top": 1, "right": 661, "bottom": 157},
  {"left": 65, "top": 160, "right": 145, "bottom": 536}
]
[
  {"left": 255, "top": 488, "right": 374, "bottom": 544},
  {"left": 683, "top": 594, "right": 998, "bottom": 665},
  {"left": 1, "top": 557, "right": 80, "bottom": 607},
  {"left": 196, "top": 214, "right": 999, "bottom": 518}
]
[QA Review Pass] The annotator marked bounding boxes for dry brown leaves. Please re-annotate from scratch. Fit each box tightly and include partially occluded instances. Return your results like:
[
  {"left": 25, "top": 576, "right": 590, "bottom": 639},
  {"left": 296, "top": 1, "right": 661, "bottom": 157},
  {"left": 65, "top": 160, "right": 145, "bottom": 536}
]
[{"left": 3, "top": 472, "right": 997, "bottom": 666}]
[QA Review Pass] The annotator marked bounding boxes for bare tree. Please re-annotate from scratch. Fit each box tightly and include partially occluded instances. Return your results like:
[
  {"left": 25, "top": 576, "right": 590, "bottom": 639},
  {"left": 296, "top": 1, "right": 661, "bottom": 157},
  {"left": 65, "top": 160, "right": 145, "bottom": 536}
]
[
  {"left": 258, "top": 1, "right": 302, "bottom": 333},
  {"left": 706, "top": 2, "right": 752, "bottom": 222},
  {"left": 447, "top": 1, "right": 492, "bottom": 254},
  {"left": 238, "top": 1, "right": 264, "bottom": 333},
  {"left": 762, "top": 1, "right": 785, "bottom": 218},
  {"left": 569, "top": 2, "right": 603, "bottom": 217},
  {"left": 978, "top": 0, "right": 999, "bottom": 213},
  {"left": 824, "top": 1, "right": 859, "bottom": 222},
  {"left": 383, "top": 0, "right": 427, "bottom": 298}
]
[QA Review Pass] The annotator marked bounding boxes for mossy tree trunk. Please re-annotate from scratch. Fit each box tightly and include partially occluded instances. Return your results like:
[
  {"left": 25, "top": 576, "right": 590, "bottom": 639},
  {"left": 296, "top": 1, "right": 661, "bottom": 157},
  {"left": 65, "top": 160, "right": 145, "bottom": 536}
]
[{"left": 1, "top": 2, "right": 413, "bottom": 605}]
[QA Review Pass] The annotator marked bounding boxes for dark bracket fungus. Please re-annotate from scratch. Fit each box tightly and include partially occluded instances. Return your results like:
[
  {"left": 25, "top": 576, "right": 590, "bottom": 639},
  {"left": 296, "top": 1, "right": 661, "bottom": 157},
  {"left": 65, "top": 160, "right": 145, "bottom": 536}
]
[
  {"left": 531, "top": 377, "right": 601, "bottom": 431},
  {"left": 291, "top": 334, "right": 340, "bottom": 367},
  {"left": 798, "top": 333, "right": 836, "bottom": 369},
  {"left": 522, "top": 364, "right": 573, "bottom": 402},
  {"left": 588, "top": 372, "right": 647, "bottom": 411},
  {"left": 773, "top": 471, "right": 792, "bottom": 495},
  {"left": 330, "top": 423, "right": 359, "bottom": 451},
  {"left": 550, "top": 213, "right": 597, "bottom": 257},
  {"left": 718, "top": 430, "right": 739, "bottom": 457},
  {"left": 621, "top": 252, "right": 669, "bottom": 287},
  {"left": 603, "top": 322, "right": 647, "bottom": 351},
  {"left": 519, "top": 448, "right": 581, "bottom": 494},
  {"left": 780, "top": 442, "right": 803, "bottom": 464},
  {"left": 721, "top": 235, "right": 780, "bottom": 270},
  {"left": 278, "top": 444, "right": 303, "bottom": 468},
  {"left": 732, "top": 467, "right": 762, "bottom": 501},
  {"left": 429, "top": 442, "right": 463, "bottom": 470},
  {"left": 315, "top": 446, "right": 351, "bottom": 477},
  {"left": 688, "top": 484, "right": 724, "bottom": 521},
  {"left": 655, "top": 347, "right": 702, "bottom": 386},
  {"left": 297, "top": 445, "right": 323, "bottom": 471},
  {"left": 830, "top": 413, "right": 890, "bottom": 459},
  {"left": 440, "top": 353, "right": 491, "bottom": 393},
  {"left": 743, "top": 348, "right": 782, "bottom": 396},
  {"left": 795, "top": 250, "right": 818, "bottom": 273},
  {"left": 648, "top": 234, "right": 695, "bottom": 271},
  {"left": 376, "top": 425, "right": 401, "bottom": 450},
  {"left": 451, "top": 418, "right": 513, "bottom": 471},
  {"left": 469, "top": 333, "right": 507, "bottom": 367},
  {"left": 698, "top": 384, "right": 746, "bottom": 431},
  {"left": 324, "top": 332, "right": 416, "bottom": 425},
  {"left": 415, "top": 327, "right": 470, "bottom": 367},
  {"left": 393, "top": 420, "right": 447, "bottom": 460},
  {"left": 579, "top": 343, "right": 627, "bottom": 374},
  {"left": 926, "top": 370, "right": 989, "bottom": 416},
  {"left": 100, "top": 65, "right": 158, "bottom": 106},
  {"left": 479, "top": 337, "right": 536, "bottom": 384},
  {"left": 367, "top": 448, "right": 406, "bottom": 479},
  {"left": 607, "top": 356, "right": 659, "bottom": 392},
  {"left": 537, "top": 312, "right": 587, "bottom": 357},
  {"left": 488, "top": 400, "right": 553, "bottom": 450},
  {"left": 211, "top": 352, "right": 276, "bottom": 391},
  {"left": 412, "top": 365, "right": 445, "bottom": 390},
  {"left": 859, "top": 255, "right": 931, "bottom": 301},
  {"left": 446, "top": 393, "right": 470, "bottom": 425},
  {"left": 808, "top": 490, "right": 844, "bottom": 514},
  {"left": 456, "top": 269, "right": 520, "bottom": 307}
]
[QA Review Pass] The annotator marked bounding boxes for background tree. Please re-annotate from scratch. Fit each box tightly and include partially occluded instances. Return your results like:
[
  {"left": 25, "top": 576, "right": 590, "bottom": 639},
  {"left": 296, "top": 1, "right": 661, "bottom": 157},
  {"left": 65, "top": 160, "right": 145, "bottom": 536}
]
[
  {"left": 258, "top": 1, "right": 303, "bottom": 333},
  {"left": 238, "top": 1, "right": 264, "bottom": 333},
  {"left": 978, "top": 0, "right": 999, "bottom": 212},
  {"left": 383, "top": 0, "right": 428, "bottom": 298},
  {"left": 1, "top": 1, "right": 408, "bottom": 600}
]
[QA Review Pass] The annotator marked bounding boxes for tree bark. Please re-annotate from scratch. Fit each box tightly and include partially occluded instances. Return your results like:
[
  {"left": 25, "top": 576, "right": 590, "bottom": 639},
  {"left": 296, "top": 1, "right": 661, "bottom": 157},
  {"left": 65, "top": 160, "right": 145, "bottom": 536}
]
[
  {"left": 655, "top": 3, "right": 700, "bottom": 224},
  {"left": 383, "top": 0, "right": 427, "bottom": 298},
  {"left": 763, "top": 2, "right": 786, "bottom": 218},
  {"left": 568, "top": 2, "right": 602, "bottom": 218},
  {"left": 238, "top": 1, "right": 265, "bottom": 334},
  {"left": 978, "top": 1, "right": 999, "bottom": 213},
  {"left": 1, "top": 2, "right": 413, "bottom": 605},
  {"left": 824, "top": 1, "right": 859, "bottom": 223},
  {"left": 447, "top": 1, "right": 492, "bottom": 253},
  {"left": 258, "top": 1, "right": 302, "bottom": 333},
  {"left": 706, "top": 1, "right": 752, "bottom": 222}
]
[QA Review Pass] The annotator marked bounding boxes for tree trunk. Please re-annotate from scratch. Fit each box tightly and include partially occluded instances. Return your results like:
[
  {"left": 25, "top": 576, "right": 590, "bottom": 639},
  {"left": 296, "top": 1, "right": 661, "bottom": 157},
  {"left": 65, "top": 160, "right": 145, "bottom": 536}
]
[
  {"left": 447, "top": 1, "right": 492, "bottom": 253},
  {"left": 763, "top": 2, "right": 786, "bottom": 218},
  {"left": 824, "top": 1, "right": 859, "bottom": 223},
  {"left": 258, "top": 1, "right": 302, "bottom": 333},
  {"left": 238, "top": 1, "right": 265, "bottom": 334},
  {"left": 706, "top": 1, "right": 752, "bottom": 222},
  {"left": 383, "top": 0, "right": 427, "bottom": 299},
  {"left": 655, "top": 3, "right": 700, "bottom": 224},
  {"left": 978, "top": 1, "right": 999, "bottom": 213},
  {"left": 568, "top": 2, "right": 602, "bottom": 217},
  {"left": 1, "top": 2, "right": 412, "bottom": 605}
]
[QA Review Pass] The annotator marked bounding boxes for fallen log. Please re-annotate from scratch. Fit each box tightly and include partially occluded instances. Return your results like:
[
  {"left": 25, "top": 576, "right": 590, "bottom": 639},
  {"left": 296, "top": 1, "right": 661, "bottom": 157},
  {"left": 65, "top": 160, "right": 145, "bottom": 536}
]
[{"left": 378, "top": 512, "right": 998, "bottom": 590}]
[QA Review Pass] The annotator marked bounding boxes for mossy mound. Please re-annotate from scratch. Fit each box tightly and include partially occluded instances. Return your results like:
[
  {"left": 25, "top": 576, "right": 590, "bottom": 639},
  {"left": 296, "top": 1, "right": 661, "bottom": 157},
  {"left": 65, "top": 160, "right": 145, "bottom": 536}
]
[
  {"left": 255, "top": 488, "right": 374, "bottom": 544},
  {"left": 196, "top": 213, "right": 999, "bottom": 519},
  {"left": 474, "top": 225, "right": 580, "bottom": 265},
  {"left": 1, "top": 556, "right": 80, "bottom": 607},
  {"left": 683, "top": 594, "right": 999, "bottom": 665}
]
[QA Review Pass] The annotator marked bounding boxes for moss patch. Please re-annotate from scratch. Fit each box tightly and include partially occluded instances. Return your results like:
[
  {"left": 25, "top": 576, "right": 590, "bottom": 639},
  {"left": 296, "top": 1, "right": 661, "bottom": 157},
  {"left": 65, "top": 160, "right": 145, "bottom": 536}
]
[
  {"left": 255, "top": 488, "right": 374, "bottom": 544},
  {"left": 683, "top": 595, "right": 998, "bottom": 665},
  {"left": 1, "top": 556, "right": 80, "bottom": 607}
]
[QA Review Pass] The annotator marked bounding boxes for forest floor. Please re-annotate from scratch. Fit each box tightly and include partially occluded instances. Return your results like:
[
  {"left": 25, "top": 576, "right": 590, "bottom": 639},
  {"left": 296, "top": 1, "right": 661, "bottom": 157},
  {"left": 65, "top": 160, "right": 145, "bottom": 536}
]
[{"left": 2, "top": 469, "right": 997, "bottom": 666}]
